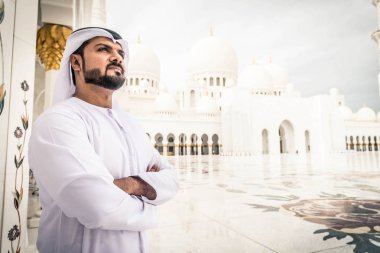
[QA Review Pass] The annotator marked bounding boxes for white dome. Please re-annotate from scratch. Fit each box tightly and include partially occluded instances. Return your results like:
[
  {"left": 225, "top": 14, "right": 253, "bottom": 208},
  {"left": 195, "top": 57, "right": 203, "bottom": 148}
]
[
  {"left": 154, "top": 92, "right": 177, "bottom": 113},
  {"left": 355, "top": 106, "right": 376, "bottom": 122},
  {"left": 196, "top": 95, "right": 219, "bottom": 115},
  {"left": 128, "top": 43, "right": 160, "bottom": 80},
  {"left": 237, "top": 63, "right": 274, "bottom": 91},
  {"left": 286, "top": 83, "right": 294, "bottom": 92},
  {"left": 338, "top": 105, "right": 353, "bottom": 120},
  {"left": 264, "top": 62, "right": 289, "bottom": 89},
  {"left": 378, "top": 111, "right": 380, "bottom": 122},
  {"left": 188, "top": 35, "right": 238, "bottom": 76}
]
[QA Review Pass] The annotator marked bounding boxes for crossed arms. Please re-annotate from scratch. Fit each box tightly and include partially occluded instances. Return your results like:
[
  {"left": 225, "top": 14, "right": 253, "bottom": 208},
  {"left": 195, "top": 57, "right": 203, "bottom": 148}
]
[{"left": 29, "top": 112, "right": 179, "bottom": 231}]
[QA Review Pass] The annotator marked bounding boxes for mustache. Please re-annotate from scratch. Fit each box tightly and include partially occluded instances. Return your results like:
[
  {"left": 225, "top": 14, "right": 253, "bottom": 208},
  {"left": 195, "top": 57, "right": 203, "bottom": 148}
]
[{"left": 106, "top": 62, "right": 124, "bottom": 74}]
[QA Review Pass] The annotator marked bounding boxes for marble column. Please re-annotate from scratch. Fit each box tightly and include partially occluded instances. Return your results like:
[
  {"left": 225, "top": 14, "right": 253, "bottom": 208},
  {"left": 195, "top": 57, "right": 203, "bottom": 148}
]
[
  {"left": 0, "top": 0, "right": 38, "bottom": 252},
  {"left": 372, "top": 0, "right": 380, "bottom": 96}
]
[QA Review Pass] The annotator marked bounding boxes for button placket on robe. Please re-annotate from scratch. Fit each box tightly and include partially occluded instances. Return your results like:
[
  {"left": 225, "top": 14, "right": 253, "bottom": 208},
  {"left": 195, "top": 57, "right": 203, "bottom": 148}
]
[{"left": 107, "top": 109, "right": 138, "bottom": 175}]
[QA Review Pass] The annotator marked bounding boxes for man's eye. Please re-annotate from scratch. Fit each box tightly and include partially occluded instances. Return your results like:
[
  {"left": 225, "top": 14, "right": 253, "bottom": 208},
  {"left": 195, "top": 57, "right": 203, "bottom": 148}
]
[{"left": 98, "top": 47, "right": 108, "bottom": 52}]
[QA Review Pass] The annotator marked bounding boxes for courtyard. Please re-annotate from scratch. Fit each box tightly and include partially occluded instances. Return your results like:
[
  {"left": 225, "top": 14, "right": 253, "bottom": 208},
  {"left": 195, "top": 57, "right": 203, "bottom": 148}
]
[{"left": 28, "top": 152, "right": 380, "bottom": 252}]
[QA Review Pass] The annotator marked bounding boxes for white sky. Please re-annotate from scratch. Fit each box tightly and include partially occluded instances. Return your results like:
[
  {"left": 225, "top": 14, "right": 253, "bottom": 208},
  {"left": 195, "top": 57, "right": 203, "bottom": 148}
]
[{"left": 107, "top": 0, "right": 380, "bottom": 112}]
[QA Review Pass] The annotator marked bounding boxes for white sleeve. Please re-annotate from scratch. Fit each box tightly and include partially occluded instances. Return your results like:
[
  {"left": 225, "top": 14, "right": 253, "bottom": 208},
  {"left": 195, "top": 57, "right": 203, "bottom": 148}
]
[
  {"left": 28, "top": 112, "right": 157, "bottom": 231},
  {"left": 137, "top": 148, "right": 179, "bottom": 205}
]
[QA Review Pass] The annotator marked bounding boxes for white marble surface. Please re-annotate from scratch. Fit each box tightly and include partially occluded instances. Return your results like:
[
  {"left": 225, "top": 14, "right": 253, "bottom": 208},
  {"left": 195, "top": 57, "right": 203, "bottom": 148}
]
[{"left": 28, "top": 152, "right": 380, "bottom": 253}]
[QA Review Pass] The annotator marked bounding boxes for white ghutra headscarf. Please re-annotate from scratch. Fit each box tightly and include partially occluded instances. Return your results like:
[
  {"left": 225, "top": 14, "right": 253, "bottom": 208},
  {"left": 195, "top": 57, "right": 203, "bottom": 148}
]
[{"left": 53, "top": 27, "right": 129, "bottom": 105}]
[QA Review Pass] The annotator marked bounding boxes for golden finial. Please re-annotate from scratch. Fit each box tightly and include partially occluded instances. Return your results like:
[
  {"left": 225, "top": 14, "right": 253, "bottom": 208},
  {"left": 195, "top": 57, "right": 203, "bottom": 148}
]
[
  {"left": 252, "top": 56, "right": 256, "bottom": 64},
  {"left": 269, "top": 55, "right": 273, "bottom": 63}
]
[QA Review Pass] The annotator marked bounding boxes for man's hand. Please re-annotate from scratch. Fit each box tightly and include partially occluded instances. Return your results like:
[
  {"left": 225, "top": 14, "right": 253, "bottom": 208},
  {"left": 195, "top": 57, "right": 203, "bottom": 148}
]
[
  {"left": 147, "top": 164, "right": 160, "bottom": 172},
  {"left": 113, "top": 164, "right": 161, "bottom": 200}
]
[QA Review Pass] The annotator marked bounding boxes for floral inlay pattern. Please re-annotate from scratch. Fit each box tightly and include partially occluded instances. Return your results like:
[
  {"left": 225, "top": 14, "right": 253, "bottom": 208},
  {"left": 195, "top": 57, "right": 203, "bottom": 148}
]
[
  {"left": 7, "top": 80, "right": 30, "bottom": 253},
  {"left": 283, "top": 199, "right": 380, "bottom": 234},
  {"left": 247, "top": 192, "right": 380, "bottom": 253}
]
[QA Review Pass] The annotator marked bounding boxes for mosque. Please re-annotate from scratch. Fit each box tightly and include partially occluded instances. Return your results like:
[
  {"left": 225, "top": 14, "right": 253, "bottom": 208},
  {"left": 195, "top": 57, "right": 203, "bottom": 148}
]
[
  {"left": 1, "top": 0, "right": 380, "bottom": 252},
  {"left": 112, "top": 31, "right": 380, "bottom": 157}
]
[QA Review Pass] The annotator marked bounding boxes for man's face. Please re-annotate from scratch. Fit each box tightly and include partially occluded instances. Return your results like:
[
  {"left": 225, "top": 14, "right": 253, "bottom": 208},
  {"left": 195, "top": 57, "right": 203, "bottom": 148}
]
[{"left": 81, "top": 37, "right": 126, "bottom": 90}]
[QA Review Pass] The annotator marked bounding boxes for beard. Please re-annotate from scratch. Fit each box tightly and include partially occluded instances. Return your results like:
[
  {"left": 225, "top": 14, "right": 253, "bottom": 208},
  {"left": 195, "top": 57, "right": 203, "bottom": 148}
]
[{"left": 83, "top": 61, "right": 125, "bottom": 91}]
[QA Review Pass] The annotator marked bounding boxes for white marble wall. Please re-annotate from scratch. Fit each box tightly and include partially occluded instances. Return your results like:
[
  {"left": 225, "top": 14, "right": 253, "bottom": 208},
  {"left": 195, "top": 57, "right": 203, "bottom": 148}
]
[
  {"left": 0, "top": 0, "right": 16, "bottom": 243},
  {"left": 0, "top": 0, "right": 38, "bottom": 252}
]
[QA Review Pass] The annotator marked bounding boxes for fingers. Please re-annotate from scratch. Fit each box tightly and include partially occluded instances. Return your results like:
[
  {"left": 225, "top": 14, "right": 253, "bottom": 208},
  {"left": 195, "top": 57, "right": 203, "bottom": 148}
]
[{"left": 147, "top": 164, "right": 160, "bottom": 172}]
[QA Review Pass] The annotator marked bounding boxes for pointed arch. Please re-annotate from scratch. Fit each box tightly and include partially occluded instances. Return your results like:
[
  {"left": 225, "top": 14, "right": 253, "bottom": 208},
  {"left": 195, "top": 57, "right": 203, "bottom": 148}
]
[
  {"left": 201, "top": 134, "right": 209, "bottom": 155},
  {"left": 305, "top": 130, "right": 311, "bottom": 153},
  {"left": 262, "top": 129, "right": 269, "bottom": 154},
  {"left": 154, "top": 133, "right": 164, "bottom": 154},
  {"left": 179, "top": 133, "right": 187, "bottom": 155},
  {"left": 212, "top": 134, "right": 220, "bottom": 155},
  {"left": 167, "top": 133, "right": 175, "bottom": 156},
  {"left": 279, "top": 120, "right": 295, "bottom": 154},
  {"left": 190, "top": 134, "right": 198, "bottom": 155}
]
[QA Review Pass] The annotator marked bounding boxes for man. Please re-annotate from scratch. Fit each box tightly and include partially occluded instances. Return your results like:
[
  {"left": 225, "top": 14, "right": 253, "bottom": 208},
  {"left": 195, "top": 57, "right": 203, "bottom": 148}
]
[{"left": 28, "top": 27, "right": 179, "bottom": 253}]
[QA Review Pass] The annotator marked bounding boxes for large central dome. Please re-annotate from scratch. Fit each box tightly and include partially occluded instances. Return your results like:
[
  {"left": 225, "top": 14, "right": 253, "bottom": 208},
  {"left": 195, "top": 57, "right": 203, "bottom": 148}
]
[
  {"left": 187, "top": 34, "right": 238, "bottom": 77},
  {"left": 128, "top": 42, "right": 160, "bottom": 81}
]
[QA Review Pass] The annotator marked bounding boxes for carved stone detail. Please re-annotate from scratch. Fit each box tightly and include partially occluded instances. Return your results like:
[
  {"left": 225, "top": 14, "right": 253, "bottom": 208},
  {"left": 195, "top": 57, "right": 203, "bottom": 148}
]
[{"left": 36, "top": 24, "right": 72, "bottom": 71}]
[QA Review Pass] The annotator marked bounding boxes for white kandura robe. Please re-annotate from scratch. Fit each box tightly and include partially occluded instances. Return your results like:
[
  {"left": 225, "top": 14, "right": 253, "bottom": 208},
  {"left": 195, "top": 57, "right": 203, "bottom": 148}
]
[{"left": 28, "top": 97, "right": 179, "bottom": 253}]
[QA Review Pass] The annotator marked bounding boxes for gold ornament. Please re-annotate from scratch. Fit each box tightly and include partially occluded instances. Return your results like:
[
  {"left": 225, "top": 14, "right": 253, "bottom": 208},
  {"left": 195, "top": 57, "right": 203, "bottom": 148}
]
[{"left": 36, "top": 24, "right": 72, "bottom": 71}]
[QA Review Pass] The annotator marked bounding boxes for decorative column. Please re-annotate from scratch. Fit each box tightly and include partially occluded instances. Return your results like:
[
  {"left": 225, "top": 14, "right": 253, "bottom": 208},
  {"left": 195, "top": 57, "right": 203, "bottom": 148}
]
[
  {"left": 73, "top": 0, "right": 106, "bottom": 29},
  {"left": 0, "top": 0, "right": 38, "bottom": 252},
  {"left": 36, "top": 24, "right": 72, "bottom": 110},
  {"left": 162, "top": 140, "right": 168, "bottom": 156},
  {"left": 372, "top": 0, "right": 380, "bottom": 96}
]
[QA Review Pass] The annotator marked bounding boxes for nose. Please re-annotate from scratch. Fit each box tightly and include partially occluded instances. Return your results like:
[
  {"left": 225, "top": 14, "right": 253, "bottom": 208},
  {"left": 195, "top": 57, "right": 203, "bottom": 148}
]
[{"left": 110, "top": 50, "right": 123, "bottom": 64}]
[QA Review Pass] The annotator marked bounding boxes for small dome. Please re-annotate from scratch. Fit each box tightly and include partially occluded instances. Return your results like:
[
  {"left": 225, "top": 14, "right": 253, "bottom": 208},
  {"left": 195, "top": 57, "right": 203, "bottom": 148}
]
[
  {"left": 237, "top": 63, "right": 274, "bottom": 91},
  {"left": 196, "top": 95, "right": 219, "bottom": 115},
  {"left": 338, "top": 105, "right": 353, "bottom": 120},
  {"left": 355, "top": 106, "right": 376, "bottom": 122},
  {"left": 286, "top": 83, "right": 294, "bottom": 92},
  {"left": 329, "top": 88, "right": 339, "bottom": 96},
  {"left": 187, "top": 34, "right": 238, "bottom": 77},
  {"left": 154, "top": 92, "right": 177, "bottom": 113},
  {"left": 264, "top": 62, "right": 289, "bottom": 89},
  {"left": 128, "top": 42, "right": 160, "bottom": 81}
]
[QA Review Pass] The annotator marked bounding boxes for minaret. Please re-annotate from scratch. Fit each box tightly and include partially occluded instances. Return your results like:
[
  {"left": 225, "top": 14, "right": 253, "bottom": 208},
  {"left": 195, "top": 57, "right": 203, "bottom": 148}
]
[{"left": 371, "top": 0, "right": 380, "bottom": 95}]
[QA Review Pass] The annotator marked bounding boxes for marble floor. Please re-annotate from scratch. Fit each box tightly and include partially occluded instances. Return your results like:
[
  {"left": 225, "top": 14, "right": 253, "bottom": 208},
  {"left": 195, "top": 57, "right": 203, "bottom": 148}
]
[{"left": 28, "top": 152, "right": 380, "bottom": 253}]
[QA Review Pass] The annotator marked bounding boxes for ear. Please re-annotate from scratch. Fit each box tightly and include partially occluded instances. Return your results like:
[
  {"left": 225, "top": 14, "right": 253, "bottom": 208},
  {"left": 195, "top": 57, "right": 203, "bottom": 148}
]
[{"left": 70, "top": 54, "right": 82, "bottom": 71}]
